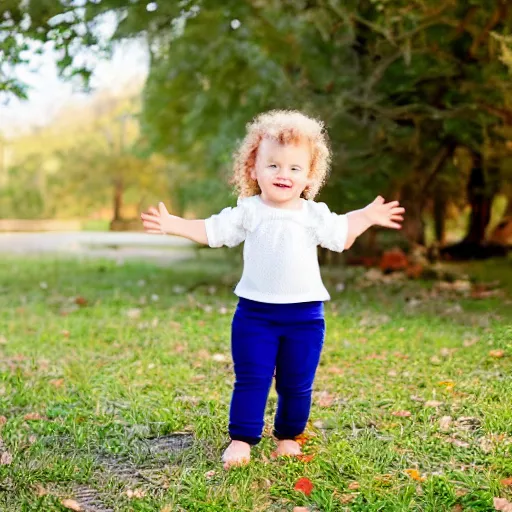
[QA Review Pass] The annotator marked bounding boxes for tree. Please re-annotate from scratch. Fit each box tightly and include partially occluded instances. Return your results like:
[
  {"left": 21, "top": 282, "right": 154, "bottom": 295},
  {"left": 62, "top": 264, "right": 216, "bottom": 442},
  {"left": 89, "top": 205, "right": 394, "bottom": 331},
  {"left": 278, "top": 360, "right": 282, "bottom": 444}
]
[{"left": 3, "top": 0, "right": 512, "bottom": 250}]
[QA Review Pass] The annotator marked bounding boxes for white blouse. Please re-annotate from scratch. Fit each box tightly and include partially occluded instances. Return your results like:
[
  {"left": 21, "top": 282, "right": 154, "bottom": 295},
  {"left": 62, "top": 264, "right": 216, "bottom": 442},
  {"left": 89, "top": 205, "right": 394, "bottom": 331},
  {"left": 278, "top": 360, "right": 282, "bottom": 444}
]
[{"left": 204, "top": 195, "right": 348, "bottom": 304}]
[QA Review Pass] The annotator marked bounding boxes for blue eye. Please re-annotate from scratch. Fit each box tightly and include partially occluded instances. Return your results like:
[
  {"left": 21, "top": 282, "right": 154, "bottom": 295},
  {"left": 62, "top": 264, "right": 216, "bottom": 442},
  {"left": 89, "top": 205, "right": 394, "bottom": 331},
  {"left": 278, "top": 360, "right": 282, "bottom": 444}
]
[
  {"left": 292, "top": 167, "right": 301, "bottom": 172},
  {"left": 269, "top": 164, "right": 277, "bottom": 169}
]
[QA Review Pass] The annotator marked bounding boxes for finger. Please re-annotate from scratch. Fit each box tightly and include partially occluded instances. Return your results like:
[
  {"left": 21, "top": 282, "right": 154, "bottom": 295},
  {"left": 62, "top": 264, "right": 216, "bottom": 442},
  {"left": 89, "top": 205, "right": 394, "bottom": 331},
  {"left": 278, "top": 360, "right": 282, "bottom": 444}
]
[
  {"left": 391, "top": 207, "right": 405, "bottom": 214},
  {"left": 144, "top": 229, "right": 163, "bottom": 234},
  {"left": 140, "top": 212, "right": 160, "bottom": 221},
  {"left": 387, "top": 222, "right": 402, "bottom": 229},
  {"left": 148, "top": 206, "right": 159, "bottom": 216},
  {"left": 386, "top": 200, "right": 400, "bottom": 208},
  {"left": 391, "top": 215, "right": 404, "bottom": 222},
  {"left": 142, "top": 220, "right": 161, "bottom": 230},
  {"left": 158, "top": 202, "right": 169, "bottom": 216},
  {"left": 374, "top": 196, "right": 385, "bottom": 204}
]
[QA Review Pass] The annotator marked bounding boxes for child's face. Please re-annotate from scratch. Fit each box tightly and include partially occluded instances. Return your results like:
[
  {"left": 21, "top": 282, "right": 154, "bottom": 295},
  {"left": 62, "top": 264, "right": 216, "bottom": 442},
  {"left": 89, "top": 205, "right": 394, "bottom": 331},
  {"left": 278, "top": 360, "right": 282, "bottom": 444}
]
[{"left": 251, "top": 137, "right": 313, "bottom": 208}]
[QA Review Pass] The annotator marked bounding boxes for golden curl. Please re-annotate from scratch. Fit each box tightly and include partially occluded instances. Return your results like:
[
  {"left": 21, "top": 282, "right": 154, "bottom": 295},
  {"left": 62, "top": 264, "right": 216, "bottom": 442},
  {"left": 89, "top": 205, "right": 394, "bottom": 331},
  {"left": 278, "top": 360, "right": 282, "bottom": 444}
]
[{"left": 229, "top": 110, "right": 331, "bottom": 200}]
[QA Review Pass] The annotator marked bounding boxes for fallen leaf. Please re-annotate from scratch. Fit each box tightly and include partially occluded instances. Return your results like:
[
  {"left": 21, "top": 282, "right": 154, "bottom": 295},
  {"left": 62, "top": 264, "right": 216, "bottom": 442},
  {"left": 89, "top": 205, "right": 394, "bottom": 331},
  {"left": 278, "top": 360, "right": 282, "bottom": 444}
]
[
  {"left": 447, "top": 438, "right": 470, "bottom": 448},
  {"left": 23, "top": 412, "right": 44, "bottom": 421},
  {"left": 61, "top": 499, "right": 82, "bottom": 511},
  {"left": 296, "top": 454, "right": 315, "bottom": 463},
  {"left": 463, "top": 337, "right": 479, "bottom": 347},
  {"left": 212, "top": 353, "right": 228, "bottom": 362},
  {"left": 439, "top": 416, "right": 452, "bottom": 431},
  {"left": 392, "top": 410, "right": 412, "bottom": 417},
  {"left": 348, "top": 481, "right": 360, "bottom": 490},
  {"left": 500, "top": 478, "right": 512, "bottom": 487},
  {"left": 126, "top": 308, "right": 141, "bottom": 319},
  {"left": 33, "top": 484, "right": 48, "bottom": 497},
  {"left": 294, "top": 433, "right": 313, "bottom": 446},
  {"left": 425, "top": 400, "right": 443, "bottom": 408},
  {"left": 293, "top": 507, "right": 310, "bottom": 512},
  {"left": 479, "top": 436, "right": 494, "bottom": 453},
  {"left": 204, "top": 470, "right": 216, "bottom": 479},
  {"left": 494, "top": 497, "right": 512, "bottom": 512},
  {"left": 294, "top": 477, "right": 314, "bottom": 496},
  {"left": 1, "top": 451, "right": 13, "bottom": 465},
  {"left": 374, "top": 474, "right": 393, "bottom": 486},
  {"left": 489, "top": 349, "right": 505, "bottom": 358},
  {"left": 452, "top": 505, "right": 463, "bottom": 512},
  {"left": 0, "top": 416, "right": 6, "bottom": 426},
  {"left": 339, "top": 494, "right": 356, "bottom": 504},
  {"left": 317, "top": 391, "right": 336, "bottom": 407},
  {"left": 74, "top": 296, "right": 88, "bottom": 306},
  {"left": 126, "top": 489, "right": 146, "bottom": 499},
  {"left": 404, "top": 469, "right": 425, "bottom": 481},
  {"left": 49, "top": 378, "right": 65, "bottom": 388},
  {"left": 438, "top": 380, "right": 456, "bottom": 390}
]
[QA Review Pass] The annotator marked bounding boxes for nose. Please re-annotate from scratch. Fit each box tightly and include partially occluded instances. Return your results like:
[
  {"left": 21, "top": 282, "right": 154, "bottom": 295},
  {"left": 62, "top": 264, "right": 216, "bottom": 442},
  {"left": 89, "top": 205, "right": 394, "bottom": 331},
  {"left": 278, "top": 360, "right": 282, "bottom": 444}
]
[{"left": 276, "top": 167, "right": 292, "bottom": 179}]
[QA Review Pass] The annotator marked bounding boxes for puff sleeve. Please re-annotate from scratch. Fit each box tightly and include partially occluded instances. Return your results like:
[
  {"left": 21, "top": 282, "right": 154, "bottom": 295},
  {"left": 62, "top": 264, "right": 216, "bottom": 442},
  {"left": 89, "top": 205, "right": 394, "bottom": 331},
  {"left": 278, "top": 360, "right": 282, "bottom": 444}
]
[
  {"left": 311, "top": 201, "right": 349, "bottom": 252},
  {"left": 204, "top": 202, "right": 247, "bottom": 248}
]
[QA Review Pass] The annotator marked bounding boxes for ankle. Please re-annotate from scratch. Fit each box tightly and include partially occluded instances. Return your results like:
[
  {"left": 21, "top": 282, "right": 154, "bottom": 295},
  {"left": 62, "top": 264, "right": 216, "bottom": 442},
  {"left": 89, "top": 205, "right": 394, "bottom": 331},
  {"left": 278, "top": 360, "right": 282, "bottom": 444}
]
[{"left": 230, "top": 440, "right": 251, "bottom": 447}]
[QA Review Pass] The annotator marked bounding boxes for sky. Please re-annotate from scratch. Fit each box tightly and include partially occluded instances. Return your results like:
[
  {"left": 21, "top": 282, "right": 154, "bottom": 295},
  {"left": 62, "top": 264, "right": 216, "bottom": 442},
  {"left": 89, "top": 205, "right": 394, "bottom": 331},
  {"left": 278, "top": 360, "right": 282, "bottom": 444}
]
[{"left": 0, "top": 14, "right": 149, "bottom": 138}]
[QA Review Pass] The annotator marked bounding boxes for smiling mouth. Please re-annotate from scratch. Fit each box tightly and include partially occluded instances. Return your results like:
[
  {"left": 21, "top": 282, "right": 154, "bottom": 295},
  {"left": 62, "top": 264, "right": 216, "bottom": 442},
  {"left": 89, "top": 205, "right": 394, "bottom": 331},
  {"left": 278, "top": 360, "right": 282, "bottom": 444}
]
[{"left": 274, "top": 183, "right": 291, "bottom": 188}]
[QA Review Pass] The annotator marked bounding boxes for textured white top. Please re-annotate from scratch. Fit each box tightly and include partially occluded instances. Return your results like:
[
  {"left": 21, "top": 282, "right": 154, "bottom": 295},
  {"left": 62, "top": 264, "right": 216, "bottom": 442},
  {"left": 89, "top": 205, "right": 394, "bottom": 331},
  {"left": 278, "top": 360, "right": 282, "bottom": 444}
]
[{"left": 204, "top": 195, "right": 348, "bottom": 304}]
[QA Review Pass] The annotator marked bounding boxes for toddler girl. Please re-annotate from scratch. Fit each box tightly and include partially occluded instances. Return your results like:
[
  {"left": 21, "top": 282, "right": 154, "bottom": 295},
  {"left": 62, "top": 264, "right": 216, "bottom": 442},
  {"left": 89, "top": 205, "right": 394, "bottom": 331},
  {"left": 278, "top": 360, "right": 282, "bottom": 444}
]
[{"left": 141, "top": 110, "right": 405, "bottom": 470}]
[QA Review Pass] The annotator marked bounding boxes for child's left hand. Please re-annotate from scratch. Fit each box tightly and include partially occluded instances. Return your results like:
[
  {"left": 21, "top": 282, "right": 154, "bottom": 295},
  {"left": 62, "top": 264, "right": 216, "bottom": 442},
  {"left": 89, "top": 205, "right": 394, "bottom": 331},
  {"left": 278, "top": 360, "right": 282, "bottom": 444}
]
[{"left": 364, "top": 196, "right": 405, "bottom": 229}]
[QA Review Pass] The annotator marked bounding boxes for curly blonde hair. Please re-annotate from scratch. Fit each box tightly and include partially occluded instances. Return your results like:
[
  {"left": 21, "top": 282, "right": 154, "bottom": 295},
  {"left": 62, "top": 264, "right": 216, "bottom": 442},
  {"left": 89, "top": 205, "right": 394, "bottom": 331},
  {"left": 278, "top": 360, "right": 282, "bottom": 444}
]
[{"left": 230, "top": 110, "right": 331, "bottom": 200}]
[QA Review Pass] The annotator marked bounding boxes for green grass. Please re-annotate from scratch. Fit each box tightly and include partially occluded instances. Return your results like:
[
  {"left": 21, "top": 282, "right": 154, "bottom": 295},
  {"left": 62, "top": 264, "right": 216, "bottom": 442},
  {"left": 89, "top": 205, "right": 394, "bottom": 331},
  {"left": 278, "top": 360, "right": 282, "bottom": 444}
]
[{"left": 0, "top": 255, "right": 511, "bottom": 511}]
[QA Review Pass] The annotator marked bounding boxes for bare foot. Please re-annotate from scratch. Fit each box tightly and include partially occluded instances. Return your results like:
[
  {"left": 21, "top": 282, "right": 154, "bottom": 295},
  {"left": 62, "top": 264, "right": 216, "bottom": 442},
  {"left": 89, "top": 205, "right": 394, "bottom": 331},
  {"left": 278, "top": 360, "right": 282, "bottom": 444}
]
[
  {"left": 272, "top": 439, "right": 302, "bottom": 459},
  {"left": 221, "top": 440, "right": 251, "bottom": 470}
]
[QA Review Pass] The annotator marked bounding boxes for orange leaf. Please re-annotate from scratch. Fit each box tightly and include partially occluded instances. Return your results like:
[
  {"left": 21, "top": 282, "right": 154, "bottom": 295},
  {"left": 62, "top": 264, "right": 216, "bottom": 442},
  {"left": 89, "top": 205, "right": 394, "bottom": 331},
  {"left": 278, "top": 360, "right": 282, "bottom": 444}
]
[
  {"left": 296, "top": 453, "right": 315, "bottom": 463},
  {"left": 348, "top": 481, "right": 360, "bottom": 490},
  {"left": 404, "top": 469, "right": 425, "bottom": 482},
  {"left": 501, "top": 478, "right": 512, "bottom": 487},
  {"left": 294, "top": 433, "right": 312, "bottom": 446},
  {"left": 49, "top": 378, "right": 65, "bottom": 388},
  {"left": 392, "top": 410, "right": 411, "bottom": 417},
  {"left": 489, "top": 349, "right": 505, "bottom": 358},
  {"left": 294, "top": 477, "right": 314, "bottom": 496}
]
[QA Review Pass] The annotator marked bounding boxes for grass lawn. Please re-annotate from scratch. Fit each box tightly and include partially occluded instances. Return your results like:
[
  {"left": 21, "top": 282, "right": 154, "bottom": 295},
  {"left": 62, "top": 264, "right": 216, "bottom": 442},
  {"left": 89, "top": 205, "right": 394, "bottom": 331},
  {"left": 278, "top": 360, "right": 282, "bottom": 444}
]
[{"left": 0, "top": 254, "right": 511, "bottom": 511}]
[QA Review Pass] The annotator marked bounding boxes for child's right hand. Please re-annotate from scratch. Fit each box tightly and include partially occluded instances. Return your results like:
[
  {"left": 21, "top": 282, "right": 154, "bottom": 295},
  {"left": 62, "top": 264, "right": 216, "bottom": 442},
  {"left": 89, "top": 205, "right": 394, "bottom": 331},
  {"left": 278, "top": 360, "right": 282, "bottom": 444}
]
[{"left": 140, "top": 202, "right": 178, "bottom": 235}]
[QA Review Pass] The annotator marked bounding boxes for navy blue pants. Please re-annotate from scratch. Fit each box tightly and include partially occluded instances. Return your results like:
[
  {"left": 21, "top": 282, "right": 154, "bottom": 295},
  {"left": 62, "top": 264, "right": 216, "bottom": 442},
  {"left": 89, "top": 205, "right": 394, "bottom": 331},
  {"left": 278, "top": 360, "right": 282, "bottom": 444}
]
[{"left": 229, "top": 297, "right": 325, "bottom": 445}]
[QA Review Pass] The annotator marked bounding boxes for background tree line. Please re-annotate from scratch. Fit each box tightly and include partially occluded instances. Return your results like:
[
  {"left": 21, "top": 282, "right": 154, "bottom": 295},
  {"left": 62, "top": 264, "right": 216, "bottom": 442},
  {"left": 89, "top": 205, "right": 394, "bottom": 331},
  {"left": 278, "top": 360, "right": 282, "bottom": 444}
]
[{"left": 1, "top": 0, "right": 512, "bottom": 255}]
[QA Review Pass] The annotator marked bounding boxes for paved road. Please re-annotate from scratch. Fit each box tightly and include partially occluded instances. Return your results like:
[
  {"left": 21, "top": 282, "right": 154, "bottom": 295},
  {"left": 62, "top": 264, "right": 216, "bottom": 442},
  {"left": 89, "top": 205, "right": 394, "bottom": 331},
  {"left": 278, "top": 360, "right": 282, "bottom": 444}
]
[{"left": 0, "top": 232, "right": 196, "bottom": 263}]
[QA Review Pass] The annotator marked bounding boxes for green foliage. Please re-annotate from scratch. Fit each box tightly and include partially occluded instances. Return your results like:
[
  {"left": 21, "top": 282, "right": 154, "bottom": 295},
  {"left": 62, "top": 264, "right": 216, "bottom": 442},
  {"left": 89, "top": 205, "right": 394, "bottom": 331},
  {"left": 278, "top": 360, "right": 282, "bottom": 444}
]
[{"left": 2, "top": 0, "right": 512, "bottom": 227}]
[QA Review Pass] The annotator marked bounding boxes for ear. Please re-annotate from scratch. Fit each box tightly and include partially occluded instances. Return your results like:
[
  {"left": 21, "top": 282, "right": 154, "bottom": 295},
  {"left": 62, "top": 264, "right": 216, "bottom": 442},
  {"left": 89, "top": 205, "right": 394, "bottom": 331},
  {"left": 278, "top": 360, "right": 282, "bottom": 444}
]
[{"left": 250, "top": 168, "right": 256, "bottom": 180}]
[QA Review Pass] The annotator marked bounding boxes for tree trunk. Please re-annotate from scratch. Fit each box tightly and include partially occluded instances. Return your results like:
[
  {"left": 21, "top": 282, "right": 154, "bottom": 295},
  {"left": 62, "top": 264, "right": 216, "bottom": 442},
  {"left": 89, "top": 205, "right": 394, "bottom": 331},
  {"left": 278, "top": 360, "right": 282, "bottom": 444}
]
[
  {"left": 504, "top": 195, "right": 512, "bottom": 217},
  {"left": 433, "top": 195, "right": 447, "bottom": 245},
  {"left": 400, "top": 182, "right": 426, "bottom": 245},
  {"left": 113, "top": 178, "right": 123, "bottom": 221},
  {"left": 462, "top": 154, "right": 497, "bottom": 244}
]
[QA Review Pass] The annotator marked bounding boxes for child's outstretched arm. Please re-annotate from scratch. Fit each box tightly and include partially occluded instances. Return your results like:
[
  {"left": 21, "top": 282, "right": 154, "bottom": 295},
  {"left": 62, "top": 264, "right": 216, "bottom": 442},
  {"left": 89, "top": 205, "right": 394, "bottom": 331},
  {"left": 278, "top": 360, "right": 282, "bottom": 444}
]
[
  {"left": 141, "top": 202, "right": 208, "bottom": 245},
  {"left": 345, "top": 196, "right": 405, "bottom": 250}
]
